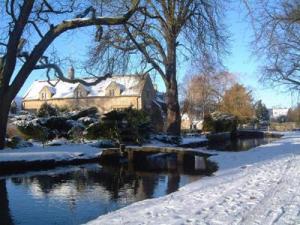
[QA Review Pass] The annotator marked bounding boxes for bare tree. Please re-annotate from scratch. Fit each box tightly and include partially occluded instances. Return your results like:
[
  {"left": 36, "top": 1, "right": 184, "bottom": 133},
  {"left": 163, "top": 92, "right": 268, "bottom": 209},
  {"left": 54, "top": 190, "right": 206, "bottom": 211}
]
[
  {"left": 245, "top": 0, "right": 300, "bottom": 90},
  {"left": 0, "top": 0, "right": 139, "bottom": 149},
  {"left": 181, "top": 71, "right": 235, "bottom": 121},
  {"left": 89, "top": 0, "right": 228, "bottom": 136}
]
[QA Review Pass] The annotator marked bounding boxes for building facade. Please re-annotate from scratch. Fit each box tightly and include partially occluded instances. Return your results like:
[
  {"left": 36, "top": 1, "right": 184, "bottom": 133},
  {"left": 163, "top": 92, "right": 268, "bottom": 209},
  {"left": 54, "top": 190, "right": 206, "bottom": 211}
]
[
  {"left": 22, "top": 74, "right": 157, "bottom": 114},
  {"left": 268, "top": 108, "right": 289, "bottom": 119}
]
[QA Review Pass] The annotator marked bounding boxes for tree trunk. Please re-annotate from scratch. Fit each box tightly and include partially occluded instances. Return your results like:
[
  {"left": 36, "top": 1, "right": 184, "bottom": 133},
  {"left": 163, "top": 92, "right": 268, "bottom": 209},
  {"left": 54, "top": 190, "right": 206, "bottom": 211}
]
[
  {"left": 165, "top": 37, "right": 181, "bottom": 136},
  {"left": 165, "top": 76, "right": 181, "bottom": 135},
  {"left": 0, "top": 95, "right": 10, "bottom": 150}
]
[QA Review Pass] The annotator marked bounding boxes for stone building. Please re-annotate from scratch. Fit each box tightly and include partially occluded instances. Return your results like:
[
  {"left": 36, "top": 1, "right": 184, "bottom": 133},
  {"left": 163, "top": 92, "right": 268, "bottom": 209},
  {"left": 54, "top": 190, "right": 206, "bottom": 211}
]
[
  {"left": 22, "top": 74, "right": 158, "bottom": 114},
  {"left": 268, "top": 108, "right": 289, "bottom": 119},
  {"left": 181, "top": 113, "right": 203, "bottom": 131}
]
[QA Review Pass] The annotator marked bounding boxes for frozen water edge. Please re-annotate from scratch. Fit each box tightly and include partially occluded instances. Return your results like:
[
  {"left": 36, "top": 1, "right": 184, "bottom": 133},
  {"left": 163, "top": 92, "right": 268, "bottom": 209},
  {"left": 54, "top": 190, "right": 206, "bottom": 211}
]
[
  {"left": 0, "top": 143, "right": 102, "bottom": 163},
  {"left": 85, "top": 132, "right": 300, "bottom": 225},
  {"left": 0, "top": 136, "right": 207, "bottom": 164}
]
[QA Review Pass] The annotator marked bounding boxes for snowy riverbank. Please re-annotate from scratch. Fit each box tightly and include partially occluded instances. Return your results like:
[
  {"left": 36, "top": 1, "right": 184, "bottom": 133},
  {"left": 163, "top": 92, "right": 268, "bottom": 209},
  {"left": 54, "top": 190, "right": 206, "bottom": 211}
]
[
  {"left": 0, "top": 142, "right": 103, "bottom": 175},
  {"left": 86, "top": 132, "right": 300, "bottom": 225},
  {"left": 0, "top": 135, "right": 208, "bottom": 165},
  {"left": 0, "top": 143, "right": 101, "bottom": 163},
  {"left": 0, "top": 135, "right": 208, "bottom": 175}
]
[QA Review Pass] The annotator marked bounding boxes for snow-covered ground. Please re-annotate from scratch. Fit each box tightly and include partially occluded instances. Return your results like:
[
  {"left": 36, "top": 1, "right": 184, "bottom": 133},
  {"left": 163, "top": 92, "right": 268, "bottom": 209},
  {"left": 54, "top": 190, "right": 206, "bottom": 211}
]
[
  {"left": 0, "top": 142, "right": 101, "bottom": 163},
  {"left": 181, "top": 135, "right": 207, "bottom": 145},
  {"left": 146, "top": 134, "right": 208, "bottom": 147},
  {"left": 86, "top": 132, "right": 300, "bottom": 225},
  {"left": 0, "top": 135, "right": 208, "bottom": 164}
]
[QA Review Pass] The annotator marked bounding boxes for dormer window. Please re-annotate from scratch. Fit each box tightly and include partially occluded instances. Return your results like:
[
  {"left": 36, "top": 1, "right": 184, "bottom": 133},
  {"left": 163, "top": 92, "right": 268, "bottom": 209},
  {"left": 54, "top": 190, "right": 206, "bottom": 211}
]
[
  {"left": 39, "top": 86, "right": 54, "bottom": 100},
  {"left": 74, "top": 84, "right": 87, "bottom": 98},
  {"left": 75, "top": 90, "right": 85, "bottom": 98},
  {"left": 109, "top": 89, "right": 115, "bottom": 96},
  {"left": 105, "top": 81, "right": 121, "bottom": 96},
  {"left": 41, "top": 92, "right": 47, "bottom": 100}
]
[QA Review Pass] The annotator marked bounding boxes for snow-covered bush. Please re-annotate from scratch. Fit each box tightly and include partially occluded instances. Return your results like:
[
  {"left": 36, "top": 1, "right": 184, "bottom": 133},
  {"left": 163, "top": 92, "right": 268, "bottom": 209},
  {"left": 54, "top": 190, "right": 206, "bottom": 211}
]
[
  {"left": 46, "top": 138, "right": 69, "bottom": 146},
  {"left": 153, "top": 134, "right": 182, "bottom": 145},
  {"left": 11, "top": 113, "right": 35, "bottom": 122},
  {"left": 6, "top": 124, "right": 23, "bottom": 139},
  {"left": 84, "top": 122, "right": 109, "bottom": 140},
  {"left": 43, "top": 117, "right": 73, "bottom": 133},
  {"left": 18, "top": 110, "right": 30, "bottom": 115},
  {"left": 90, "top": 139, "right": 116, "bottom": 148},
  {"left": 68, "top": 124, "right": 85, "bottom": 142},
  {"left": 6, "top": 136, "right": 33, "bottom": 148},
  {"left": 16, "top": 121, "right": 49, "bottom": 144},
  {"left": 84, "top": 108, "right": 152, "bottom": 144},
  {"left": 102, "top": 108, "right": 152, "bottom": 144},
  {"left": 37, "top": 102, "right": 58, "bottom": 117},
  {"left": 202, "top": 112, "right": 237, "bottom": 133},
  {"left": 69, "top": 107, "right": 98, "bottom": 120},
  {"left": 78, "top": 116, "right": 97, "bottom": 126}
]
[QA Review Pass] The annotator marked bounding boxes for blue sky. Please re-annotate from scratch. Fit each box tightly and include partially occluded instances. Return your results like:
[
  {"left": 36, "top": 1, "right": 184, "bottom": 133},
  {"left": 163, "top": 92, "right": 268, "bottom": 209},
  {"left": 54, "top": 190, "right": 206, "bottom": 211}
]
[
  {"left": 222, "top": 2, "right": 296, "bottom": 108},
  {"left": 18, "top": 2, "right": 297, "bottom": 109}
]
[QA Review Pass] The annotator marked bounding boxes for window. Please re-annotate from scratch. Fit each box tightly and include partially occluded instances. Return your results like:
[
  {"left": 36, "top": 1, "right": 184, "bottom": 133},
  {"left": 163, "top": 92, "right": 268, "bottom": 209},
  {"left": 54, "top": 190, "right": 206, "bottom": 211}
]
[
  {"left": 75, "top": 91, "right": 81, "bottom": 98},
  {"left": 75, "top": 89, "right": 85, "bottom": 98},
  {"left": 41, "top": 92, "right": 46, "bottom": 100},
  {"left": 109, "top": 89, "right": 115, "bottom": 96}
]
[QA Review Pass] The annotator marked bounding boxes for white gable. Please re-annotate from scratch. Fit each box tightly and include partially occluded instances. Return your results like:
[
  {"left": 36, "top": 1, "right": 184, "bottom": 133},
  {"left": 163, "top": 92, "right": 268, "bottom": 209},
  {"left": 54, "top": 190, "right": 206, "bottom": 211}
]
[
  {"left": 23, "top": 75, "right": 145, "bottom": 100},
  {"left": 23, "top": 81, "right": 56, "bottom": 100},
  {"left": 86, "top": 76, "right": 142, "bottom": 96}
]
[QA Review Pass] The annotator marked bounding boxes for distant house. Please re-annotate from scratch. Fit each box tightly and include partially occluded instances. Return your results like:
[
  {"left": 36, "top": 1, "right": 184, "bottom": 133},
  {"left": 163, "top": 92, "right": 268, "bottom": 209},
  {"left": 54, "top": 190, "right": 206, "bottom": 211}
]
[
  {"left": 181, "top": 113, "right": 191, "bottom": 130},
  {"left": 268, "top": 108, "right": 289, "bottom": 119},
  {"left": 181, "top": 113, "right": 203, "bottom": 131},
  {"left": 22, "top": 74, "right": 157, "bottom": 114}
]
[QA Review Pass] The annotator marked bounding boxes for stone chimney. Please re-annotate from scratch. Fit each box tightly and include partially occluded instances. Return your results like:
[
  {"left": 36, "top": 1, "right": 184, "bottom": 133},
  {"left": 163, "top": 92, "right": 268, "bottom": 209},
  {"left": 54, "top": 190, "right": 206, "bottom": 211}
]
[{"left": 68, "top": 66, "right": 75, "bottom": 80}]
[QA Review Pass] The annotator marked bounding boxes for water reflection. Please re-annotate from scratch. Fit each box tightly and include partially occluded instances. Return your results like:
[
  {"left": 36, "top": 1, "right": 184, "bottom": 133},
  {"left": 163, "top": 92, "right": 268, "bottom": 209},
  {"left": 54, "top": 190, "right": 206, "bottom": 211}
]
[
  {"left": 207, "top": 137, "right": 277, "bottom": 151},
  {"left": 166, "top": 173, "right": 180, "bottom": 194},
  {"left": 0, "top": 179, "right": 14, "bottom": 225},
  {"left": 0, "top": 163, "right": 202, "bottom": 225}
]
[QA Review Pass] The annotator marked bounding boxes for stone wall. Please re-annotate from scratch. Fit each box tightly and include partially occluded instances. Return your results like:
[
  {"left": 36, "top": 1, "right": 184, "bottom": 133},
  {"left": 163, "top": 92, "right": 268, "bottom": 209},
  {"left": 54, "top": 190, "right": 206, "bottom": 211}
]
[
  {"left": 23, "top": 96, "right": 142, "bottom": 113},
  {"left": 270, "top": 122, "right": 298, "bottom": 131}
]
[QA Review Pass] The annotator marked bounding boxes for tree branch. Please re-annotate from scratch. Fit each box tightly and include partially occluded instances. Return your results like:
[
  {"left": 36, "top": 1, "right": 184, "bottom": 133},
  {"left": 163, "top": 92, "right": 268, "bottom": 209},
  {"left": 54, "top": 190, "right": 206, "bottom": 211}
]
[
  {"left": 127, "top": 21, "right": 167, "bottom": 64},
  {"left": 9, "top": 0, "right": 140, "bottom": 98},
  {"left": 34, "top": 63, "right": 112, "bottom": 86},
  {"left": 123, "top": 24, "right": 166, "bottom": 82},
  {"left": 2, "top": 0, "right": 35, "bottom": 89},
  {"left": 28, "top": 21, "right": 44, "bottom": 39}
]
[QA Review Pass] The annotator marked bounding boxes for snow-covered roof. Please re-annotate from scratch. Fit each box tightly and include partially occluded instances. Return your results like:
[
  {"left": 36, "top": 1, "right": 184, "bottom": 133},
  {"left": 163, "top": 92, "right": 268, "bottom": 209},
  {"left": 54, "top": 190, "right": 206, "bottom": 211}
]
[
  {"left": 23, "top": 75, "right": 147, "bottom": 100},
  {"left": 181, "top": 113, "right": 190, "bottom": 121}
]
